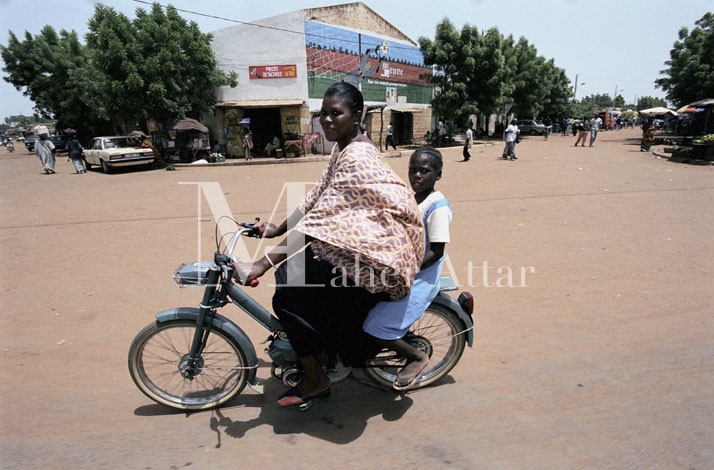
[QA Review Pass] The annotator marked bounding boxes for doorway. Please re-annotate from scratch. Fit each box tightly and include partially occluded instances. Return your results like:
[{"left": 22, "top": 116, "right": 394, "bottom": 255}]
[
  {"left": 242, "top": 108, "right": 282, "bottom": 156},
  {"left": 392, "top": 112, "right": 414, "bottom": 145}
]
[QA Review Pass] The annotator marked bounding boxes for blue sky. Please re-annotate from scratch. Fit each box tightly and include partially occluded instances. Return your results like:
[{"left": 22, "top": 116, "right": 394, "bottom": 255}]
[{"left": 1, "top": 0, "right": 712, "bottom": 117}]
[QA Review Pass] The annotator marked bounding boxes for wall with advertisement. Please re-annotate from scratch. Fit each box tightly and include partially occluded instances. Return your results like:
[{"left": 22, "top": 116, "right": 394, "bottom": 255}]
[
  {"left": 304, "top": 21, "right": 432, "bottom": 104},
  {"left": 208, "top": 5, "right": 435, "bottom": 154}
]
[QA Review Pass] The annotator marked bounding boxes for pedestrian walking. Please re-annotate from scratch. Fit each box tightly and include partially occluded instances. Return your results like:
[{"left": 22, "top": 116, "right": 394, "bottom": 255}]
[
  {"left": 239, "top": 118, "right": 254, "bottom": 161},
  {"left": 67, "top": 135, "right": 86, "bottom": 174},
  {"left": 436, "top": 117, "right": 445, "bottom": 147},
  {"left": 589, "top": 114, "right": 603, "bottom": 147},
  {"left": 385, "top": 123, "right": 397, "bottom": 151},
  {"left": 35, "top": 133, "right": 56, "bottom": 174},
  {"left": 462, "top": 123, "right": 473, "bottom": 161},
  {"left": 574, "top": 118, "right": 589, "bottom": 147},
  {"left": 640, "top": 118, "right": 655, "bottom": 151},
  {"left": 502, "top": 119, "right": 519, "bottom": 160}
]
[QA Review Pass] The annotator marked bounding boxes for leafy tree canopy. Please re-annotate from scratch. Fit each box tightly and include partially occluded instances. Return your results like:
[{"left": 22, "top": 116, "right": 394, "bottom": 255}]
[
  {"left": 419, "top": 19, "right": 572, "bottom": 128},
  {"left": 656, "top": 12, "right": 714, "bottom": 107},
  {"left": 636, "top": 96, "right": 668, "bottom": 110},
  {"left": 1, "top": 2, "right": 237, "bottom": 135}
]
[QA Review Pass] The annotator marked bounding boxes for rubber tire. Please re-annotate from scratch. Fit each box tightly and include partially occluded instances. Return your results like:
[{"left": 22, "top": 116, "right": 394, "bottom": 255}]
[
  {"left": 128, "top": 320, "right": 249, "bottom": 411},
  {"left": 363, "top": 304, "right": 467, "bottom": 390},
  {"left": 101, "top": 159, "right": 111, "bottom": 174}
]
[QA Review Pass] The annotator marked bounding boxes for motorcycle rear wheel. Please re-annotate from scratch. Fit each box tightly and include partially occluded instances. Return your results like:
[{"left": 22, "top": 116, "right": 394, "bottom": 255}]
[
  {"left": 363, "top": 304, "right": 467, "bottom": 390},
  {"left": 128, "top": 320, "right": 249, "bottom": 410}
]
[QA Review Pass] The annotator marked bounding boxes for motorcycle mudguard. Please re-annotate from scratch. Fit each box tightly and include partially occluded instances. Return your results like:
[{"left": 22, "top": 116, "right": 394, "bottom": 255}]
[
  {"left": 154, "top": 307, "right": 259, "bottom": 384},
  {"left": 430, "top": 293, "right": 475, "bottom": 347}
]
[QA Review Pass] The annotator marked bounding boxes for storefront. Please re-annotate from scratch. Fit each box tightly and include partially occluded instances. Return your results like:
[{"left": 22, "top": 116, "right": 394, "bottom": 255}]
[
  {"left": 208, "top": 4, "right": 434, "bottom": 158},
  {"left": 214, "top": 100, "right": 308, "bottom": 158}
]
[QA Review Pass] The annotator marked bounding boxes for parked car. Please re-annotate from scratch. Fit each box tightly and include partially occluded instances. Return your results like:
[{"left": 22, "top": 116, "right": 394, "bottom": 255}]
[
  {"left": 49, "top": 134, "right": 69, "bottom": 153},
  {"left": 83, "top": 136, "right": 155, "bottom": 173},
  {"left": 24, "top": 135, "right": 39, "bottom": 152},
  {"left": 517, "top": 119, "right": 547, "bottom": 135}
]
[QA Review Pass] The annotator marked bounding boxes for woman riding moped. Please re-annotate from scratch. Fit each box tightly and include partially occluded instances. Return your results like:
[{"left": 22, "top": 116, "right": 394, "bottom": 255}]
[{"left": 236, "top": 82, "right": 425, "bottom": 408}]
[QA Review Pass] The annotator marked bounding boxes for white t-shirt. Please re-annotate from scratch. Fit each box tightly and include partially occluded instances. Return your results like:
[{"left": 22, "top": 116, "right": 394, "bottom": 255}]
[
  {"left": 419, "top": 191, "right": 451, "bottom": 243},
  {"left": 505, "top": 124, "right": 519, "bottom": 143}
]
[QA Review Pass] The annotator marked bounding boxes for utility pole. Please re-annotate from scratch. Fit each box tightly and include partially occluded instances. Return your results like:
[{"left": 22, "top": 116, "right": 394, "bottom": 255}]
[
  {"left": 574, "top": 74, "right": 579, "bottom": 100},
  {"left": 573, "top": 74, "right": 585, "bottom": 101}
]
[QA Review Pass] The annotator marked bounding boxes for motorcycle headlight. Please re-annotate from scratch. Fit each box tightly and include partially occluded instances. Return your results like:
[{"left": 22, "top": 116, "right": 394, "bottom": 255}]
[{"left": 172, "top": 261, "right": 213, "bottom": 287}]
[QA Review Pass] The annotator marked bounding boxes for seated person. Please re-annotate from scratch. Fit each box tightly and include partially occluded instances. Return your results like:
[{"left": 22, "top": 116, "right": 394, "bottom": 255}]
[
  {"left": 264, "top": 136, "right": 281, "bottom": 156},
  {"left": 363, "top": 146, "right": 452, "bottom": 391}
]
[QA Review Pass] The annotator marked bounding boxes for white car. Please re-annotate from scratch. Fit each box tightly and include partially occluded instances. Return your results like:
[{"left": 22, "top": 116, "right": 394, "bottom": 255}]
[
  {"left": 83, "top": 136, "right": 155, "bottom": 173},
  {"left": 517, "top": 119, "right": 547, "bottom": 135}
]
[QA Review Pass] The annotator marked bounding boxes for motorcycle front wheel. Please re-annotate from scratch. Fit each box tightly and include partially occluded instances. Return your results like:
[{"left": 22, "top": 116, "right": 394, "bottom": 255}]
[
  {"left": 128, "top": 320, "right": 249, "bottom": 411},
  {"left": 363, "top": 304, "right": 467, "bottom": 390}
]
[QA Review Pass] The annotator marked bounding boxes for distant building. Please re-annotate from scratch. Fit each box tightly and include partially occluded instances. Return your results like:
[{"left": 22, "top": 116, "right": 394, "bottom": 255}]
[{"left": 208, "top": 2, "right": 433, "bottom": 157}]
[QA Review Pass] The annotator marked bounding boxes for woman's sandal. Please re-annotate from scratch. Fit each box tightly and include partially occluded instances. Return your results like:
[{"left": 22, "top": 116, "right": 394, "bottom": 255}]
[
  {"left": 277, "top": 386, "right": 331, "bottom": 409},
  {"left": 393, "top": 361, "right": 429, "bottom": 392}
]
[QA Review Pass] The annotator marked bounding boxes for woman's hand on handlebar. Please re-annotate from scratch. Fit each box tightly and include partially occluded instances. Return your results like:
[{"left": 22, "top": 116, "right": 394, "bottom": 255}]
[
  {"left": 260, "top": 223, "right": 282, "bottom": 239},
  {"left": 233, "top": 257, "right": 271, "bottom": 287}
]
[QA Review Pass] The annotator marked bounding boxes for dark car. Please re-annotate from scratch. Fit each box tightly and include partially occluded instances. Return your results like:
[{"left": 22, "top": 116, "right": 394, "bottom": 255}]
[
  {"left": 24, "top": 135, "right": 39, "bottom": 152},
  {"left": 49, "top": 135, "right": 69, "bottom": 153}
]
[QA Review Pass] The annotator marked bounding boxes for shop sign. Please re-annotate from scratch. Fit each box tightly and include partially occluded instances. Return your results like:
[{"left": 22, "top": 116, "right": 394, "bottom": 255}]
[
  {"left": 249, "top": 64, "right": 297, "bottom": 79},
  {"left": 304, "top": 132, "right": 322, "bottom": 144}
]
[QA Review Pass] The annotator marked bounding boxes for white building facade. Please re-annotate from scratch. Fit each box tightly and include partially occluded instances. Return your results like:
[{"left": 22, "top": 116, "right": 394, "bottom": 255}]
[{"left": 207, "top": 2, "right": 433, "bottom": 157}]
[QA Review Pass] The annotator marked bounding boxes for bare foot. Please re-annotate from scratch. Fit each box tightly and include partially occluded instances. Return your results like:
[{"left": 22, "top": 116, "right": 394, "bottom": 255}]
[
  {"left": 298, "top": 376, "right": 331, "bottom": 396},
  {"left": 394, "top": 353, "right": 429, "bottom": 390}
]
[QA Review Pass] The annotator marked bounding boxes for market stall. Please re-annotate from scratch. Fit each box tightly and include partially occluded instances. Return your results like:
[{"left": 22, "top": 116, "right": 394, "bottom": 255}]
[{"left": 162, "top": 118, "right": 210, "bottom": 163}]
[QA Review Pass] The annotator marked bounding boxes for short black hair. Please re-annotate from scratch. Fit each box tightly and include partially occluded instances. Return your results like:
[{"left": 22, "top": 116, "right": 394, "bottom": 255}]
[
  {"left": 410, "top": 145, "right": 443, "bottom": 173},
  {"left": 325, "top": 81, "right": 364, "bottom": 115}
]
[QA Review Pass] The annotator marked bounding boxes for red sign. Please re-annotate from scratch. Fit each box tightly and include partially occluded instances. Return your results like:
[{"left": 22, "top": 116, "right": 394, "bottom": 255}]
[
  {"left": 249, "top": 65, "right": 297, "bottom": 79},
  {"left": 304, "top": 132, "right": 322, "bottom": 144}
]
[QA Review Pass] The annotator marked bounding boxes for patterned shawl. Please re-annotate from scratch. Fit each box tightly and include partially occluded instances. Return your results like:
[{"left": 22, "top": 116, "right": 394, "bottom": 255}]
[{"left": 296, "top": 141, "right": 424, "bottom": 300}]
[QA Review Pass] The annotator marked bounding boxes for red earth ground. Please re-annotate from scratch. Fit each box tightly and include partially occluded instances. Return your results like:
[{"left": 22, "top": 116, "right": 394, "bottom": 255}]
[{"left": 1, "top": 128, "right": 712, "bottom": 468}]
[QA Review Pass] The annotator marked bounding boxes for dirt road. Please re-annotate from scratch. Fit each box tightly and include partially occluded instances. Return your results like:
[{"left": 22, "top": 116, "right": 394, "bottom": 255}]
[{"left": 1, "top": 129, "right": 712, "bottom": 468}]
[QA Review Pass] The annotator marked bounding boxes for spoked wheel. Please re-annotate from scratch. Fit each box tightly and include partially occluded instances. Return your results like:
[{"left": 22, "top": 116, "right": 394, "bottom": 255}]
[
  {"left": 363, "top": 304, "right": 467, "bottom": 390},
  {"left": 128, "top": 320, "right": 249, "bottom": 410}
]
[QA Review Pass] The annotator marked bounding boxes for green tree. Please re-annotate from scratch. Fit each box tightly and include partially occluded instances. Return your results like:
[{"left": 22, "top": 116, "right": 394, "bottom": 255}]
[
  {"left": 636, "top": 96, "right": 668, "bottom": 110},
  {"left": 419, "top": 19, "right": 571, "bottom": 129},
  {"left": 132, "top": 3, "right": 237, "bottom": 124},
  {"left": 614, "top": 95, "right": 625, "bottom": 108},
  {"left": 502, "top": 36, "right": 550, "bottom": 119},
  {"left": 86, "top": 2, "right": 237, "bottom": 132},
  {"left": 1, "top": 26, "right": 88, "bottom": 123},
  {"left": 540, "top": 60, "right": 571, "bottom": 119},
  {"left": 656, "top": 12, "right": 714, "bottom": 106},
  {"left": 2, "top": 2, "right": 237, "bottom": 134},
  {"left": 418, "top": 19, "right": 505, "bottom": 128},
  {"left": 85, "top": 4, "right": 144, "bottom": 132}
]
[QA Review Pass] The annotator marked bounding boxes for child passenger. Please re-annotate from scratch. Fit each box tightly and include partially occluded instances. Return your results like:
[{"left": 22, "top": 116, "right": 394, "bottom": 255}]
[{"left": 363, "top": 146, "right": 452, "bottom": 391}]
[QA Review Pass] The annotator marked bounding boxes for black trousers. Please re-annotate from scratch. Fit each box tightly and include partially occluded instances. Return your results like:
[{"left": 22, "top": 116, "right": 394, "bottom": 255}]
[
  {"left": 272, "top": 246, "right": 386, "bottom": 365},
  {"left": 463, "top": 145, "right": 471, "bottom": 160}
]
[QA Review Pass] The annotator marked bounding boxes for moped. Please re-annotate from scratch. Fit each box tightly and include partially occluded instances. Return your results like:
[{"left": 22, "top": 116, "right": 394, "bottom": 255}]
[{"left": 128, "top": 218, "right": 475, "bottom": 411}]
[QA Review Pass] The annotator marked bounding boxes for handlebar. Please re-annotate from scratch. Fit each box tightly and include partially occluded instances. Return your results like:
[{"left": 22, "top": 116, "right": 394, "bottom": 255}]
[
  {"left": 221, "top": 218, "right": 263, "bottom": 288},
  {"left": 224, "top": 217, "right": 261, "bottom": 257}
]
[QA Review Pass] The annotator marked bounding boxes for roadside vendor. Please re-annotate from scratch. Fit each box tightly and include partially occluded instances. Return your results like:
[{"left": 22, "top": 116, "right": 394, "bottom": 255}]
[{"left": 140, "top": 135, "right": 163, "bottom": 166}]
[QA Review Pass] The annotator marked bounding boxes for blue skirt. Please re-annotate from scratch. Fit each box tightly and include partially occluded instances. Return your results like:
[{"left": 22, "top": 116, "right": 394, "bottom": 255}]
[{"left": 362, "top": 259, "right": 443, "bottom": 340}]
